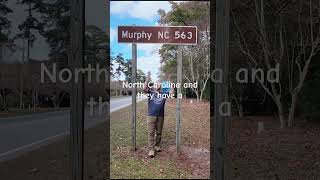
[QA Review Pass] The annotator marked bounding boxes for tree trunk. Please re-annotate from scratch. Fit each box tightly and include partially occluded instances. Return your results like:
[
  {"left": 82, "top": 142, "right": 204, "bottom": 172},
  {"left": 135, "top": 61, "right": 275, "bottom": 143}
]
[
  {"left": 53, "top": 96, "right": 57, "bottom": 108},
  {"left": 19, "top": 73, "right": 24, "bottom": 109},
  {"left": 195, "top": 91, "right": 200, "bottom": 102},
  {"left": 288, "top": 93, "right": 297, "bottom": 127},
  {"left": 0, "top": 94, "right": 9, "bottom": 112},
  {"left": 0, "top": 40, "right": 2, "bottom": 60},
  {"left": 32, "top": 89, "right": 35, "bottom": 110},
  {"left": 277, "top": 103, "right": 285, "bottom": 128},
  {"left": 20, "top": 40, "right": 25, "bottom": 110},
  {"left": 199, "top": 90, "right": 203, "bottom": 102},
  {"left": 36, "top": 89, "right": 38, "bottom": 108},
  {"left": 238, "top": 103, "right": 244, "bottom": 117},
  {"left": 33, "top": 88, "right": 38, "bottom": 109}
]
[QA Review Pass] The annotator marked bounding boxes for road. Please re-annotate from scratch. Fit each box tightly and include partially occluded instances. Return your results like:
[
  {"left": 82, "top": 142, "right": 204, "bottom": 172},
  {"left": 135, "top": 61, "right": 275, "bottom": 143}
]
[{"left": 0, "top": 96, "right": 145, "bottom": 162}]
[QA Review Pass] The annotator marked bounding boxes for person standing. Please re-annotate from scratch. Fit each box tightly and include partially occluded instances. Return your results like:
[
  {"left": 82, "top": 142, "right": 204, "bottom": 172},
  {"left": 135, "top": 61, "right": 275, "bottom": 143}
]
[{"left": 143, "top": 72, "right": 174, "bottom": 157}]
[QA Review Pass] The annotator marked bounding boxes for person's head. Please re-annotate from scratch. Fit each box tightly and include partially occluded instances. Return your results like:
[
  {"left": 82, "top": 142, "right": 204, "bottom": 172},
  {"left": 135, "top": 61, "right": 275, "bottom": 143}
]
[{"left": 148, "top": 81, "right": 154, "bottom": 91}]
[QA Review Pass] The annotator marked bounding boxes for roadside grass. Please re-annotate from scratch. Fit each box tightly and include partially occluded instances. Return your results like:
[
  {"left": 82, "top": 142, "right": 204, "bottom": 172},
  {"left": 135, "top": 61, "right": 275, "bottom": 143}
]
[
  {"left": 110, "top": 99, "right": 210, "bottom": 179},
  {"left": 111, "top": 100, "right": 190, "bottom": 179}
]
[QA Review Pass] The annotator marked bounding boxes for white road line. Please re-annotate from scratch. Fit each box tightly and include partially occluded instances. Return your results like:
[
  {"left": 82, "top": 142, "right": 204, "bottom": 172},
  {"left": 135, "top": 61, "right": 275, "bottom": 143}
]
[
  {"left": 0, "top": 132, "right": 67, "bottom": 161},
  {"left": 0, "top": 97, "right": 146, "bottom": 162}
]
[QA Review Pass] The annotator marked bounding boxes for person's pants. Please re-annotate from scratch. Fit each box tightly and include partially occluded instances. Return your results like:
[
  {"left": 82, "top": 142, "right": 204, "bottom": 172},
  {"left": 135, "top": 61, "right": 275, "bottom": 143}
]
[{"left": 147, "top": 116, "right": 164, "bottom": 150}]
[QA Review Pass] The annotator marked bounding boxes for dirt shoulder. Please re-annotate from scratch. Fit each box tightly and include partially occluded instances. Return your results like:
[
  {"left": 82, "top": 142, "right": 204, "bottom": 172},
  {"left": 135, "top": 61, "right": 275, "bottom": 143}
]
[{"left": 229, "top": 116, "right": 320, "bottom": 179}]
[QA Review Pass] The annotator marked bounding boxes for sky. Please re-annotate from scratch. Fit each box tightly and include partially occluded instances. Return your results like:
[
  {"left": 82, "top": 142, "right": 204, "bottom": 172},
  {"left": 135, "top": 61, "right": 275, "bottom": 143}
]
[{"left": 110, "top": 1, "right": 173, "bottom": 81}]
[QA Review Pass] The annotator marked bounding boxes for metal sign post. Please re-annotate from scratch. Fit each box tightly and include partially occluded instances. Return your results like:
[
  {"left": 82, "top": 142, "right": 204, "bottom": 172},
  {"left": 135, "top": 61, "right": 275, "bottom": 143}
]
[
  {"left": 176, "top": 46, "right": 182, "bottom": 153},
  {"left": 215, "top": 0, "right": 230, "bottom": 179},
  {"left": 117, "top": 25, "right": 197, "bottom": 153},
  {"left": 70, "top": 0, "right": 85, "bottom": 179},
  {"left": 131, "top": 43, "right": 137, "bottom": 151}
]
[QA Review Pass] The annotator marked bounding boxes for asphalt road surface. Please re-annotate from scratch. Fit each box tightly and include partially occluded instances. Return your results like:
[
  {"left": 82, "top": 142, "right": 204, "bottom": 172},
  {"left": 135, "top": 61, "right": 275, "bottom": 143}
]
[{"left": 0, "top": 96, "right": 145, "bottom": 162}]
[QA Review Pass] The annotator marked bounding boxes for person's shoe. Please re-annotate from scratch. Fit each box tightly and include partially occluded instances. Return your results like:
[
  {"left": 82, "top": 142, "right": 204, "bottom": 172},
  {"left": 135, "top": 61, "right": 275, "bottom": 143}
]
[
  {"left": 154, "top": 146, "right": 162, "bottom": 152},
  {"left": 148, "top": 149, "right": 155, "bottom": 158}
]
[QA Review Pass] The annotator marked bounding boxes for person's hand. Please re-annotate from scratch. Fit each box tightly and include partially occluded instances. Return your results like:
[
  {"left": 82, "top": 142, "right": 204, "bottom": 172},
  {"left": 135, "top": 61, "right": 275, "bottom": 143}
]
[
  {"left": 144, "top": 71, "right": 151, "bottom": 92},
  {"left": 146, "top": 71, "right": 151, "bottom": 81}
]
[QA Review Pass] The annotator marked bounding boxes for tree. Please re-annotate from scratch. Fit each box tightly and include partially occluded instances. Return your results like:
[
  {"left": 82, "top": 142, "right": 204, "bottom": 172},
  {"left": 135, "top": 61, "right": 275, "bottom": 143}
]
[
  {"left": 0, "top": 0, "right": 13, "bottom": 63},
  {"left": 0, "top": 0, "right": 13, "bottom": 111},
  {"left": 37, "top": 0, "right": 70, "bottom": 60},
  {"left": 23, "top": 0, "right": 72, "bottom": 107},
  {"left": 85, "top": 25, "right": 108, "bottom": 65},
  {"left": 16, "top": 0, "right": 44, "bottom": 109},
  {"left": 114, "top": 54, "right": 146, "bottom": 82},
  {"left": 299, "top": 56, "right": 320, "bottom": 121},
  {"left": 49, "top": 86, "right": 67, "bottom": 108},
  {"left": 0, "top": 0, "right": 12, "bottom": 44},
  {"left": 158, "top": 45, "right": 177, "bottom": 78},
  {"left": 0, "top": 0, "right": 12, "bottom": 39},
  {"left": 85, "top": 25, "right": 109, "bottom": 97},
  {"left": 232, "top": 0, "right": 320, "bottom": 127},
  {"left": 137, "top": 69, "right": 146, "bottom": 82},
  {"left": 0, "top": 88, "right": 13, "bottom": 111},
  {"left": 158, "top": 1, "right": 210, "bottom": 102},
  {"left": 113, "top": 54, "right": 132, "bottom": 82},
  {"left": 229, "top": 65, "right": 248, "bottom": 117}
]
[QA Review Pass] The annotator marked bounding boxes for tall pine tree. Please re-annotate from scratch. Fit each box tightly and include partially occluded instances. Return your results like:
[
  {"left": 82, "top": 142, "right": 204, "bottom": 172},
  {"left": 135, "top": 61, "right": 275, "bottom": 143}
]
[{"left": 0, "top": 0, "right": 13, "bottom": 59}]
